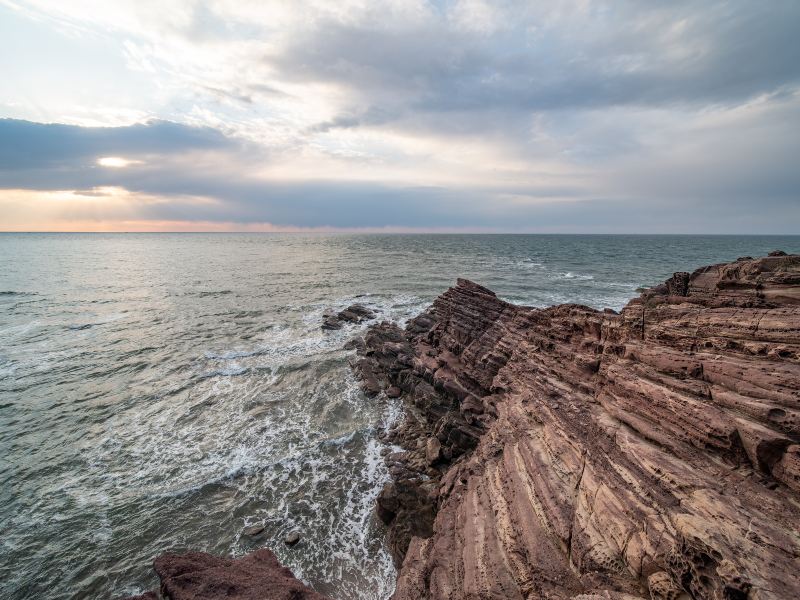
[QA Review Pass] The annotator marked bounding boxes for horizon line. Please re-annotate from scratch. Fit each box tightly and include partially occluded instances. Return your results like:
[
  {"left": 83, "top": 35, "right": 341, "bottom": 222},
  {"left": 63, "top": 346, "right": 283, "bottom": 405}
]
[{"left": 1, "top": 231, "right": 798, "bottom": 236}]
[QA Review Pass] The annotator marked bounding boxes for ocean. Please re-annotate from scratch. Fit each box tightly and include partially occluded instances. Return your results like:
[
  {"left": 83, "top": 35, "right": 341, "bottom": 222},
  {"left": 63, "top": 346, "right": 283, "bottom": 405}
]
[{"left": 1, "top": 233, "right": 798, "bottom": 600}]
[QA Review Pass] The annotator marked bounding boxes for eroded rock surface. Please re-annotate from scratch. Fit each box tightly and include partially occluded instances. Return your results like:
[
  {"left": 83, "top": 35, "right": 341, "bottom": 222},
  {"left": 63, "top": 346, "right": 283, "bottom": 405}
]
[
  {"left": 125, "top": 549, "right": 328, "bottom": 600},
  {"left": 354, "top": 253, "right": 800, "bottom": 600}
]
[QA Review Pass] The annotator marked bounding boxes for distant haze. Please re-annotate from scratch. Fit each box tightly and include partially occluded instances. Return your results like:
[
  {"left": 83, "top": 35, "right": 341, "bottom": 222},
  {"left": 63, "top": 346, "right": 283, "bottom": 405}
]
[{"left": 0, "top": 1, "right": 798, "bottom": 232}]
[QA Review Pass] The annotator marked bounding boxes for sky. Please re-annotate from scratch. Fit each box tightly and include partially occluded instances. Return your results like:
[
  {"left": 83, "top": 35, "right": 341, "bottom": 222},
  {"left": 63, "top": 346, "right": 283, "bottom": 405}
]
[{"left": 0, "top": 0, "right": 798, "bottom": 233}]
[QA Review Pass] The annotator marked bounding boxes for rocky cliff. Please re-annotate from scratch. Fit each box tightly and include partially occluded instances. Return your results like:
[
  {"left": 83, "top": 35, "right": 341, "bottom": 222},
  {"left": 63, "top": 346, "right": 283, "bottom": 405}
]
[{"left": 353, "top": 252, "right": 800, "bottom": 600}]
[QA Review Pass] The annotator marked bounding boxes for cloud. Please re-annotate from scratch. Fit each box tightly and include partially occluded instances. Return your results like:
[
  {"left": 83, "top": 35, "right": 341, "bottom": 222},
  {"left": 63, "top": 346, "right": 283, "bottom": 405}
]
[
  {"left": 0, "top": 1, "right": 799, "bottom": 233},
  {"left": 0, "top": 118, "right": 238, "bottom": 170},
  {"left": 272, "top": 1, "right": 800, "bottom": 118}
]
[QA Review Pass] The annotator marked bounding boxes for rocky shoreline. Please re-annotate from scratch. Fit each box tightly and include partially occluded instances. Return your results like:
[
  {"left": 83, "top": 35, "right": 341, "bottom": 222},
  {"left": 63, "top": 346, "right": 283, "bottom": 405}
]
[
  {"left": 128, "top": 252, "right": 800, "bottom": 599},
  {"left": 353, "top": 251, "right": 800, "bottom": 600}
]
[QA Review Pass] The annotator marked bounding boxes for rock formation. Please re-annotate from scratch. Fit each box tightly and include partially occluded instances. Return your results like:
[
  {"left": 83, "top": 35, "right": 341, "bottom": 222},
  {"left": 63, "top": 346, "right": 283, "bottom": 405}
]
[
  {"left": 322, "top": 303, "right": 377, "bottom": 330},
  {"left": 123, "top": 549, "right": 329, "bottom": 600},
  {"left": 354, "top": 253, "right": 800, "bottom": 600}
]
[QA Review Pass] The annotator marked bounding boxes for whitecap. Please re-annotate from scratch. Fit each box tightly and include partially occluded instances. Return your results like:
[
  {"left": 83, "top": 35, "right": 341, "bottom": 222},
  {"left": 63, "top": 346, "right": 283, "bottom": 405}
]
[{"left": 197, "top": 365, "right": 249, "bottom": 378}]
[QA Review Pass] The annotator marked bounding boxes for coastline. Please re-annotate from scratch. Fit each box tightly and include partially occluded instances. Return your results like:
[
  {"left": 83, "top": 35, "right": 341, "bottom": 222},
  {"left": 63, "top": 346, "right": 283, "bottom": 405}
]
[{"left": 128, "top": 251, "right": 800, "bottom": 599}]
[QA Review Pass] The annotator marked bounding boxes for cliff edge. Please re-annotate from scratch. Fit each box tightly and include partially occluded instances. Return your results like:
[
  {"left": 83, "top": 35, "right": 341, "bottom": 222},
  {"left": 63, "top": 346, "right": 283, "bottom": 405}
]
[{"left": 354, "top": 252, "right": 800, "bottom": 600}]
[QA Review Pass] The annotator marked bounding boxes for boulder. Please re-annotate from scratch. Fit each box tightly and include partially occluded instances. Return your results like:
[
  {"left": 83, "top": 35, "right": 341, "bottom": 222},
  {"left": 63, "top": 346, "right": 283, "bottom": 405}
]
[{"left": 124, "top": 549, "right": 328, "bottom": 600}]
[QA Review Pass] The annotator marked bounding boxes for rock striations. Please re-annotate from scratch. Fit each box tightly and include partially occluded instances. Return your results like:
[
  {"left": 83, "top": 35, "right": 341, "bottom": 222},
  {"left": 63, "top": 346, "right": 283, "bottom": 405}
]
[{"left": 354, "top": 253, "right": 800, "bottom": 600}]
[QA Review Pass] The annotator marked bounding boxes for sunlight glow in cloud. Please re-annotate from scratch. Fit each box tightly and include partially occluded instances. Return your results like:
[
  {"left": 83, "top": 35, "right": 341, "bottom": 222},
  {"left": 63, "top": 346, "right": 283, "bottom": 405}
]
[{"left": 97, "top": 156, "right": 142, "bottom": 168}]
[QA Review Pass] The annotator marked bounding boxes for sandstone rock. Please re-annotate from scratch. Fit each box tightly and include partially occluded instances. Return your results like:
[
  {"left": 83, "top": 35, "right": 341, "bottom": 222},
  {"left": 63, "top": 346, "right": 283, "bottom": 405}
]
[
  {"left": 132, "top": 549, "right": 328, "bottom": 600},
  {"left": 353, "top": 254, "right": 800, "bottom": 600},
  {"left": 425, "top": 437, "right": 441, "bottom": 465},
  {"left": 647, "top": 571, "right": 684, "bottom": 600}
]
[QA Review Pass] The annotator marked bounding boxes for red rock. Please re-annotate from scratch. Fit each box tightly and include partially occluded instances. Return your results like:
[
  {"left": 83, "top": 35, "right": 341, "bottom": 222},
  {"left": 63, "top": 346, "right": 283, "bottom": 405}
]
[
  {"left": 126, "top": 549, "right": 328, "bottom": 600},
  {"left": 425, "top": 437, "right": 441, "bottom": 465},
  {"left": 354, "top": 254, "right": 800, "bottom": 600}
]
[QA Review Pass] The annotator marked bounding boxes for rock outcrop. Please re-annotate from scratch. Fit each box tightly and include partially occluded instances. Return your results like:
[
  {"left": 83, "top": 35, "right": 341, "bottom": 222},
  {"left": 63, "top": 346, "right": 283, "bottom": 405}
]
[
  {"left": 354, "top": 253, "right": 800, "bottom": 600},
  {"left": 124, "top": 549, "right": 328, "bottom": 600},
  {"left": 322, "top": 303, "right": 377, "bottom": 330}
]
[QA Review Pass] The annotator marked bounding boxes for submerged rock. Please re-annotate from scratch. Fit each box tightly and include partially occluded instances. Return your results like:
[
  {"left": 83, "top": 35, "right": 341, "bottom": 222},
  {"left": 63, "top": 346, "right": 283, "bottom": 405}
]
[
  {"left": 241, "top": 524, "right": 264, "bottom": 537},
  {"left": 352, "top": 254, "right": 800, "bottom": 600},
  {"left": 284, "top": 532, "right": 301, "bottom": 546}
]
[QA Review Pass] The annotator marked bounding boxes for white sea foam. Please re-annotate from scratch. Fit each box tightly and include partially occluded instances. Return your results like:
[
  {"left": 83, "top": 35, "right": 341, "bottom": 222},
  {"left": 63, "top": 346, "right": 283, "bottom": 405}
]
[
  {"left": 198, "top": 365, "right": 250, "bottom": 378},
  {"left": 40, "top": 309, "right": 399, "bottom": 598},
  {"left": 558, "top": 271, "right": 594, "bottom": 280}
]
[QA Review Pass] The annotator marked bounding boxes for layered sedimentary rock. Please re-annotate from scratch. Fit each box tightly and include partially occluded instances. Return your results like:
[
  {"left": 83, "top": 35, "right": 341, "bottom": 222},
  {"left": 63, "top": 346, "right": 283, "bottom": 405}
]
[
  {"left": 354, "top": 253, "right": 800, "bottom": 600},
  {"left": 124, "top": 549, "right": 328, "bottom": 600}
]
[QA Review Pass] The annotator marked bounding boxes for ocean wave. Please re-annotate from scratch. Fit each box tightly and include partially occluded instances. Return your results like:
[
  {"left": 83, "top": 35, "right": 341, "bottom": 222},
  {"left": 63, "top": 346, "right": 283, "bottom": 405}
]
[
  {"left": 204, "top": 348, "right": 265, "bottom": 360},
  {"left": 322, "top": 429, "right": 360, "bottom": 447},
  {"left": 196, "top": 290, "right": 234, "bottom": 297},
  {"left": 197, "top": 365, "right": 250, "bottom": 378},
  {"left": 558, "top": 271, "right": 594, "bottom": 280}
]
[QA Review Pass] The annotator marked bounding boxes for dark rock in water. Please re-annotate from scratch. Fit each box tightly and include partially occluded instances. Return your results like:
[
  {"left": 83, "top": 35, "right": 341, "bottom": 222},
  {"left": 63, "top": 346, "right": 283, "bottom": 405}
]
[
  {"left": 351, "top": 254, "right": 800, "bottom": 600},
  {"left": 242, "top": 524, "right": 264, "bottom": 537},
  {"left": 386, "top": 386, "right": 402, "bottom": 398},
  {"left": 341, "top": 304, "right": 375, "bottom": 320},
  {"left": 353, "top": 355, "right": 383, "bottom": 397},
  {"left": 321, "top": 303, "right": 376, "bottom": 330},
  {"left": 124, "top": 549, "right": 328, "bottom": 600},
  {"left": 322, "top": 313, "right": 343, "bottom": 330},
  {"left": 769, "top": 249, "right": 788, "bottom": 256},
  {"left": 342, "top": 337, "right": 364, "bottom": 351},
  {"left": 284, "top": 531, "right": 301, "bottom": 546}
]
